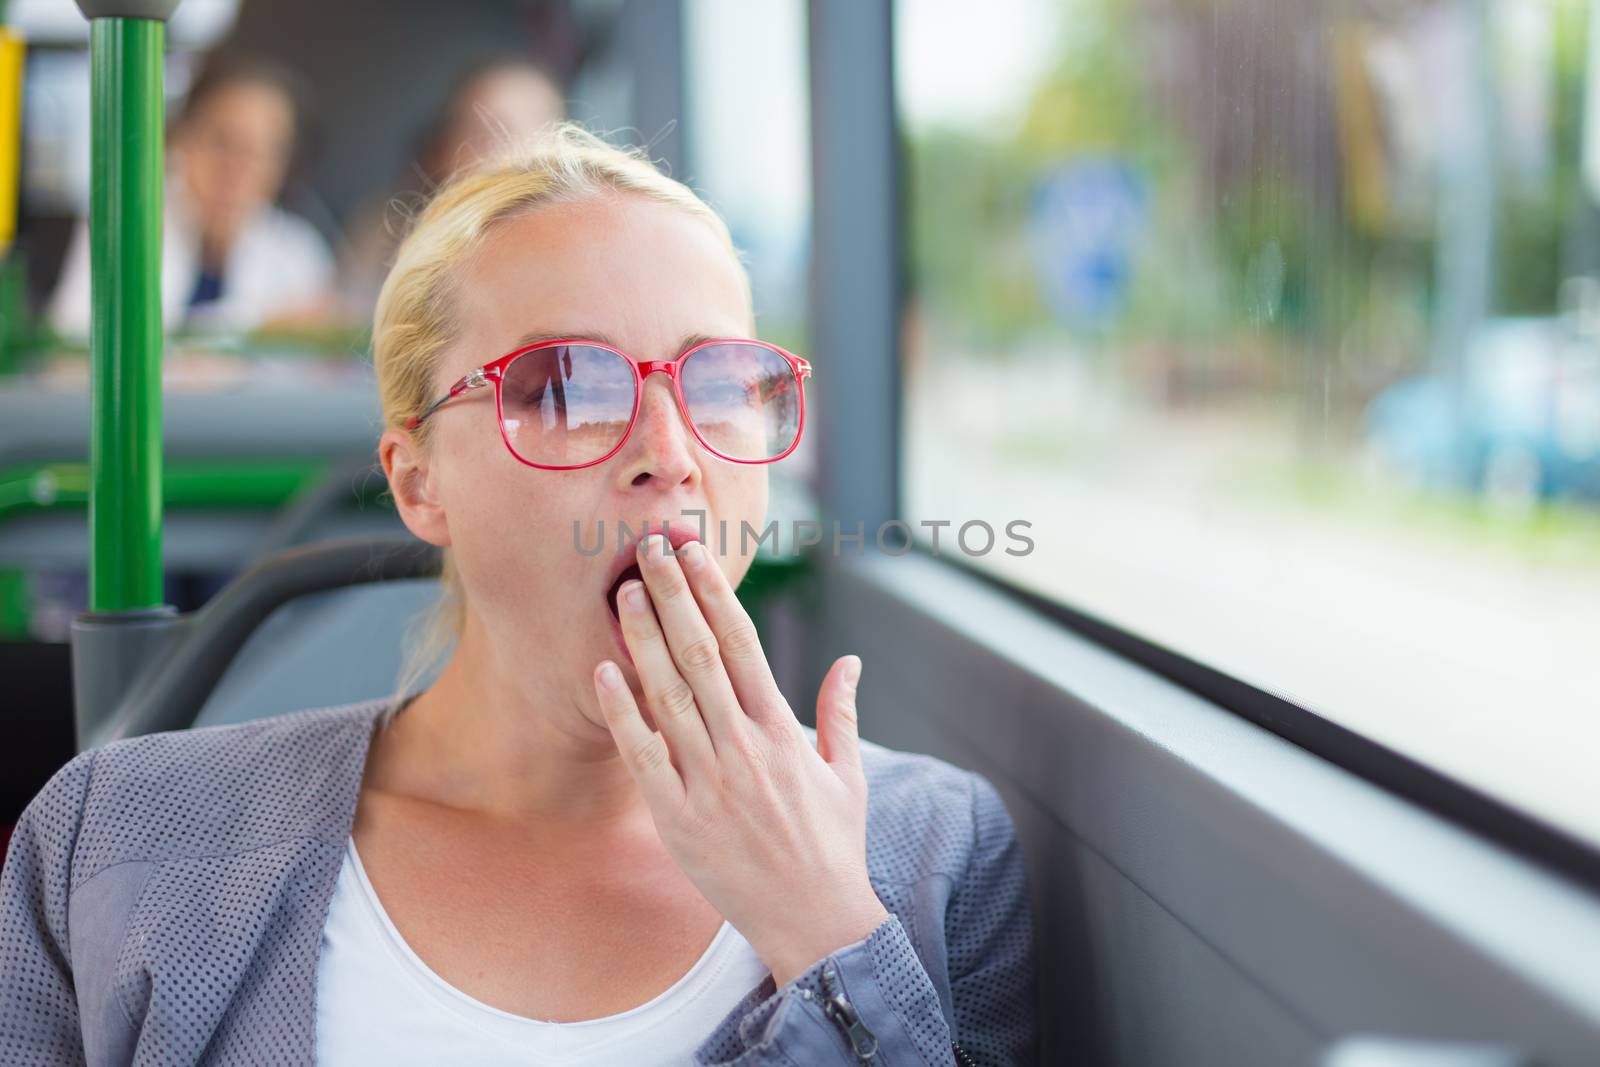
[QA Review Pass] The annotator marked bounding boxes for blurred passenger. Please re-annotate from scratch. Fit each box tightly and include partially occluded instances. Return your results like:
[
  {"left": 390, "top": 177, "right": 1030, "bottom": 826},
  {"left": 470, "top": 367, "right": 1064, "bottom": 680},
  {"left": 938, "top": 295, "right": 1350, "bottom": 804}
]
[
  {"left": 337, "top": 56, "right": 565, "bottom": 319},
  {"left": 47, "top": 54, "right": 335, "bottom": 339}
]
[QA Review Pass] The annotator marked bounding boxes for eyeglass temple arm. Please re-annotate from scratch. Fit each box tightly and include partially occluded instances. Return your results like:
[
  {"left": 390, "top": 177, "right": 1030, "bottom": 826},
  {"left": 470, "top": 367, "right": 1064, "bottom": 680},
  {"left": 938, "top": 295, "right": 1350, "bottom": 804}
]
[{"left": 405, "top": 367, "right": 492, "bottom": 430}]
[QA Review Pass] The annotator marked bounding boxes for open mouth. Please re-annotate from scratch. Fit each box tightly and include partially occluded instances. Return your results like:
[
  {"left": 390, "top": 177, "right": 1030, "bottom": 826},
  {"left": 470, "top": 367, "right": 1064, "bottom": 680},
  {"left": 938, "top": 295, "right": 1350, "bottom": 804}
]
[
  {"left": 601, "top": 522, "right": 706, "bottom": 625},
  {"left": 606, "top": 562, "right": 644, "bottom": 622}
]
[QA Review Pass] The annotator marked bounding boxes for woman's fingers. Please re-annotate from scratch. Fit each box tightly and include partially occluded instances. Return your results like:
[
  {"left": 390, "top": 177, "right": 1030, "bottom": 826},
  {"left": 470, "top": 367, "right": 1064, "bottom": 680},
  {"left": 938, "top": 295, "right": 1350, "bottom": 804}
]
[
  {"left": 593, "top": 660, "right": 685, "bottom": 810},
  {"left": 814, "top": 655, "right": 864, "bottom": 776},
  {"left": 616, "top": 576, "right": 718, "bottom": 782},
  {"left": 673, "top": 537, "right": 792, "bottom": 726},
  {"left": 635, "top": 536, "right": 747, "bottom": 752}
]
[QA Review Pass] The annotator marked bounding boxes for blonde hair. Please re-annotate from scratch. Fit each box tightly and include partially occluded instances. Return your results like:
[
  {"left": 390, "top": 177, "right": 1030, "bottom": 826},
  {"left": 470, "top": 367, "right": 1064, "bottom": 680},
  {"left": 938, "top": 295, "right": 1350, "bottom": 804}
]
[{"left": 373, "top": 122, "right": 749, "bottom": 706}]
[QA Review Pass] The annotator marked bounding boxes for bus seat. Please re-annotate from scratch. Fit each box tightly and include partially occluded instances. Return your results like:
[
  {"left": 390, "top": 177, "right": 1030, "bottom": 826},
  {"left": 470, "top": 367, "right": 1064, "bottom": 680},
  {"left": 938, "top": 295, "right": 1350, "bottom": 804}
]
[
  {"left": 193, "top": 578, "right": 441, "bottom": 729},
  {"left": 74, "top": 538, "right": 441, "bottom": 748}
]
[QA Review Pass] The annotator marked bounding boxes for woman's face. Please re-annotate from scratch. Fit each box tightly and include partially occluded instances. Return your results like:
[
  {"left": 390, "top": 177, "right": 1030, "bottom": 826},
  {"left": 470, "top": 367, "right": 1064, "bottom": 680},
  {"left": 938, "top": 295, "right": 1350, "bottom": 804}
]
[
  {"left": 172, "top": 81, "right": 296, "bottom": 236},
  {"left": 389, "top": 194, "right": 766, "bottom": 714}
]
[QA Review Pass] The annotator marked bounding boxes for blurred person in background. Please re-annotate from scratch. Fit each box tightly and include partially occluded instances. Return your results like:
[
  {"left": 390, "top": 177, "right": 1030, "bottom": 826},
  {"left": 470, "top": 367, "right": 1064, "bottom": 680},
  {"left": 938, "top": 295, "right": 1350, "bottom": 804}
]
[
  {"left": 337, "top": 56, "right": 566, "bottom": 321},
  {"left": 47, "top": 53, "right": 336, "bottom": 339}
]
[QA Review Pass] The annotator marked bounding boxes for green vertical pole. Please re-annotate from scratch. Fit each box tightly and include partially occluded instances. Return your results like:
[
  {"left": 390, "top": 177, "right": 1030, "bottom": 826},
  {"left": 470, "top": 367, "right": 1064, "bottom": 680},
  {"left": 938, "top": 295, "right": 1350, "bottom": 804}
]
[{"left": 85, "top": 14, "right": 165, "bottom": 612}]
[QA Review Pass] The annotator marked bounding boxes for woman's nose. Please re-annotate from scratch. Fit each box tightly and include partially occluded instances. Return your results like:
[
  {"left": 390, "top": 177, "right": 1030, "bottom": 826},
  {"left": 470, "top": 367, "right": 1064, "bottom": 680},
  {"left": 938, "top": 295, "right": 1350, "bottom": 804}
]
[{"left": 622, "top": 373, "right": 698, "bottom": 486}]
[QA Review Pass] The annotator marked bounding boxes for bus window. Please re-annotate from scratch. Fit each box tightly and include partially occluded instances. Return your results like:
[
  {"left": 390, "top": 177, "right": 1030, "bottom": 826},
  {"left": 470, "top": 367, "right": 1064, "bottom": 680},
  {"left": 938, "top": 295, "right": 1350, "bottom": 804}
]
[{"left": 897, "top": 0, "right": 1600, "bottom": 845}]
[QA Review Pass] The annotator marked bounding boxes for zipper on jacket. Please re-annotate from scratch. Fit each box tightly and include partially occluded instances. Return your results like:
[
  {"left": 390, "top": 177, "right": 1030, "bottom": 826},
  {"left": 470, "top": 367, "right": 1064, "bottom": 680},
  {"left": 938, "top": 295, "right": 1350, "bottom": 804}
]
[
  {"left": 819, "top": 964, "right": 879, "bottom": 1061},
  {"left": 952, "top": 1039, "right": 980, "bottom": 1066}
]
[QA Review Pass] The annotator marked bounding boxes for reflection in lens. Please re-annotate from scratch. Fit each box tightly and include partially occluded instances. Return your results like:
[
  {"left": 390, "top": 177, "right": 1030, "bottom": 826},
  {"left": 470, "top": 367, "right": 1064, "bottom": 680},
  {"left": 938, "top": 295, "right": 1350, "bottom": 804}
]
[
  {"left": 500, "top": 345, "right": 636, "bottom": 466},
  {"left": 680, "top": 343, "right": 800, "bottom": 461}
]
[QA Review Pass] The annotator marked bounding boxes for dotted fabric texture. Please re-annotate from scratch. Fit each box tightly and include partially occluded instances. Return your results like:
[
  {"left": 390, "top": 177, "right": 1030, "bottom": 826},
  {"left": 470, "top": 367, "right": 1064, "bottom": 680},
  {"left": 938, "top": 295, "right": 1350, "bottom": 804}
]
[{"left": 0, "top": 698, "right": 1036, "bottom": 1065}]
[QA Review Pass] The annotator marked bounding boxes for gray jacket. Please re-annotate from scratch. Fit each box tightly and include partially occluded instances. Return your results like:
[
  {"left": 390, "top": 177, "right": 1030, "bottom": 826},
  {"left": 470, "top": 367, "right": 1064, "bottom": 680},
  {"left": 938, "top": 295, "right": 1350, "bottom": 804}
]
[{"left": 0, "top": 698, "right": 1036, "bottom": 1065}]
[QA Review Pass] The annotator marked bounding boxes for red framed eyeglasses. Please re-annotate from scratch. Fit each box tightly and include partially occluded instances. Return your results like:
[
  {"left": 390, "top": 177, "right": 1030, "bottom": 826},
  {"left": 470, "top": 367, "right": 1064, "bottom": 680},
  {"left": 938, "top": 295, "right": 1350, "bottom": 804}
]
[{"left": 405, "top": 337, "right": 813, "bottom": 470}]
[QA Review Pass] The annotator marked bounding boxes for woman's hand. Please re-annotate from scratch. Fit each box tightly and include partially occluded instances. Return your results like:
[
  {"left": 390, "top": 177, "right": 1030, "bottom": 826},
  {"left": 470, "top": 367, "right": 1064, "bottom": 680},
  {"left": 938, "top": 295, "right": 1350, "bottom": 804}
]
[{"left": 592, "top": 534, "right": 890, "bottom": 989}]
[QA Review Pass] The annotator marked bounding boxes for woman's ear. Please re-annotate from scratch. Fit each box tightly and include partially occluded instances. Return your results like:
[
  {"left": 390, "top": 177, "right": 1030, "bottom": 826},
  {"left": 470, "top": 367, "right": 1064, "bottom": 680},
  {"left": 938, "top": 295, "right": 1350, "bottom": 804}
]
[{"left": 379, "top": 428, "right": 451, "bottom": 547}]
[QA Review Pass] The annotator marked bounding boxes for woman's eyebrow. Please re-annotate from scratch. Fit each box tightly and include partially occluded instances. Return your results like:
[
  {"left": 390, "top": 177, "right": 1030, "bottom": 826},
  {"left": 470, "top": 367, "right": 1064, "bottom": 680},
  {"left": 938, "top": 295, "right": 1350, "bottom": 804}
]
[
  {"left": 511, "top": 331, "right": 733, "bottom": 354},
  {"left": 513, "top": 329, "right": 621, "bottom": 348},
  {"left": 674, "top": 333, "right": 723, "bottom": 352}
]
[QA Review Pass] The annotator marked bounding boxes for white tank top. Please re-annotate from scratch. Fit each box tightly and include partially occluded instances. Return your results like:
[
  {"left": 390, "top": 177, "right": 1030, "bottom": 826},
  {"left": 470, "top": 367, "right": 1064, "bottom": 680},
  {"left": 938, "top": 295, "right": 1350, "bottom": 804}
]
[{"left": 314, "top": 839, "right": 772, "bottom": 1065}]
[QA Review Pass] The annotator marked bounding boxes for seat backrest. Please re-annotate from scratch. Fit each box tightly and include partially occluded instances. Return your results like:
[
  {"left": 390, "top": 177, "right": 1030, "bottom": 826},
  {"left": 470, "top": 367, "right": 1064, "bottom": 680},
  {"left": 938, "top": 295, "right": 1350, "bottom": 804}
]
[
  {"left": 194, "top": 579, "right": 442, "bottom": 729},
  {"left": 75, "top": 538, "right": 442, "bottom": 747}
]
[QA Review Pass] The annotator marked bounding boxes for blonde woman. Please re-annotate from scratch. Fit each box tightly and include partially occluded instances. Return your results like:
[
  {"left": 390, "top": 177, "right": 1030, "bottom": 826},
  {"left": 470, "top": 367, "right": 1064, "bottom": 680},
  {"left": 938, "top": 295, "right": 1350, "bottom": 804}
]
[{"left": 0, "top": 124, "right": 1036, "bottom": 1065}]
